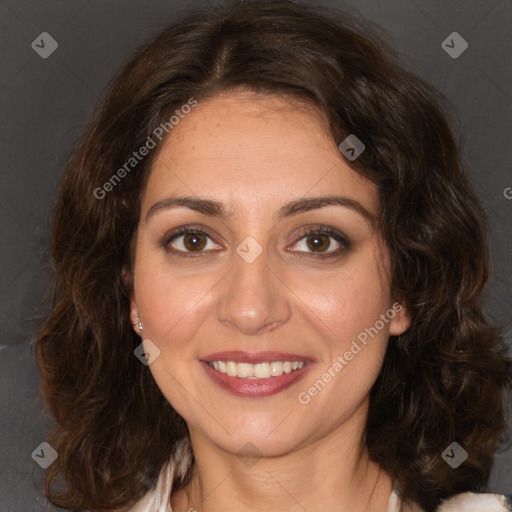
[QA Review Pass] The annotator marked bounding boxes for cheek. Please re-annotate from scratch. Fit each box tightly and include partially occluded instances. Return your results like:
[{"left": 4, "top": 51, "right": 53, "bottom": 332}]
[
  {"left": 303, "top": 258, "right": 390, "bottom": 350},
  {"left": 133, "top": 249, "right": 218, "bottom": 350},
  {"left": 293, "top": 260, "right": 391, "bottom": 426}
]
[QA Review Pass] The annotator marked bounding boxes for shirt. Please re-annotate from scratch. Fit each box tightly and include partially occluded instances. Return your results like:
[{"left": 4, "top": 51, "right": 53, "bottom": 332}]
[{"left": 127, "top": 437, "right": 512, "bottom": 512}]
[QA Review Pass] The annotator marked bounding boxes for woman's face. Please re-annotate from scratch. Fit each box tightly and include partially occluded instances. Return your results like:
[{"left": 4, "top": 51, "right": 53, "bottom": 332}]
[{"left": 127, "top": 90, "right": 409, "bottom": 457}]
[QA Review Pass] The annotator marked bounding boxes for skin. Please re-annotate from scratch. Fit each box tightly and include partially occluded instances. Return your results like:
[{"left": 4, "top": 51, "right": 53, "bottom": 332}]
[{"left": 125, "top": 89, "right": 410, "bottom": 512}]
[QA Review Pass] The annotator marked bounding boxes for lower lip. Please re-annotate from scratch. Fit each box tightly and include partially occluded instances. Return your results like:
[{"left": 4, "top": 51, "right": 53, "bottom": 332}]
[{"left": 200, "top": 361, "right": 313, "bottom": 397}]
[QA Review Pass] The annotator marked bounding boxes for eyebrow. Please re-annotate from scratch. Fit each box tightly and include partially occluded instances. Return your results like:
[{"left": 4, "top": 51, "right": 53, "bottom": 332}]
[{"left": 145, "top": 195, "right": 375, "bottom": 226}]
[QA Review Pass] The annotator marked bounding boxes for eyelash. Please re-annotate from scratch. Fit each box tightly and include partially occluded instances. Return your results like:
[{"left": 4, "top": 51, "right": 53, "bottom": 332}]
[{"left": 160, "top": 224, "right": 351, "bottom": 259}]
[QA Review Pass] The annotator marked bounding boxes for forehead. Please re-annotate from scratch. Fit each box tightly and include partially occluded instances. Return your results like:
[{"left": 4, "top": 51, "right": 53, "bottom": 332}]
[{"left": 142, "top": 91, "right": 379, "bottom": 220}]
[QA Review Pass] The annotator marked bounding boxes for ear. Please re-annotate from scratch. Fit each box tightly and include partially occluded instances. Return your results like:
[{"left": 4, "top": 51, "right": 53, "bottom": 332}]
[
  {"left": 122, "top": 266, "right": 141, "bottom": 335},
  {"left": 388, "top": 300, "right": 411, "bottom": 336}
]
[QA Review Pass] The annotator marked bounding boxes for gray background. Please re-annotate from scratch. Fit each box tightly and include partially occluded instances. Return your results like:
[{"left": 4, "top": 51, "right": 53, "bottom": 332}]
[{"left": 0, "top": 0, "right": 511, "bottom": 510}]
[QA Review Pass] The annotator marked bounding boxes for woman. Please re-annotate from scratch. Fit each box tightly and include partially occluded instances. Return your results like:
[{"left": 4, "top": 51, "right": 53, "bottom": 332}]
[{"left": 35, "top": 1, "right": 512, "bottom": 511}]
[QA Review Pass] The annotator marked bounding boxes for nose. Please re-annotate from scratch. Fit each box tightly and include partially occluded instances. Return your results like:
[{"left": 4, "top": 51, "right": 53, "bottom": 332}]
[{"left": 215, "top": 243, "right": 292, "bottom": 336}]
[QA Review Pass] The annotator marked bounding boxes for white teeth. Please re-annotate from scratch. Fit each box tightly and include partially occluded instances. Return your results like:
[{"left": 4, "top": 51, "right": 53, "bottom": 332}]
[
  {"left": 226, "top": 361, "right": 237, "bottom": 377},
  {"left": 208, "top": 360, "right": 305, "bottom": 379},
  {"left": 254, "top": 362, "right": 270, "bottom": 378},
  {"left": 270, "top": 361, "right": 283, "bottom": 376},
  {"left": 237, "top": 363, "right": 254, "bottom": 378}
]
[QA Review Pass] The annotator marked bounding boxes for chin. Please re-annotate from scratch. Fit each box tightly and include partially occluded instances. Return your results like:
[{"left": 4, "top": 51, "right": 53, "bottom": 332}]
[{"left": 219, "top": 432, "right": 302, "bottom": 459}]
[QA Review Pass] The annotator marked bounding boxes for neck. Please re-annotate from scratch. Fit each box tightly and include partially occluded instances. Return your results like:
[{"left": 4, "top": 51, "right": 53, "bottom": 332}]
[{"left": 171, "top": 422, "right": 393, "bottom": 512}]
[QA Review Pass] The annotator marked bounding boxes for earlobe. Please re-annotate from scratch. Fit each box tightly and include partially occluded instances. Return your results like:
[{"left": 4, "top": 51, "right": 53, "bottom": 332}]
[
  {"left": 129, "top": 305, "right": 143, "bottom": 336},
  {"left": 122, "top": 267, "right": 141, "bottom": 334},
  {"left": 388, "top": 301, "right": 411, "bottom": 336}
]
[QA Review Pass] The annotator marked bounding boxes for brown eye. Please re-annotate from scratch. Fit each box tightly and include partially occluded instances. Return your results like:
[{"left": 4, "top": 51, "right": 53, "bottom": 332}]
[
  {"left": 290, "top": 226, "right": 350, "bottom": 257},
  {"left": 305, "top": 234, "right": 331, "bottom": 252},
  {"left": 163, "top": 228, "right": 220, "bottom": 256},
  {"left": 182, "top": 232, "right": 207, "bottom": 251}
]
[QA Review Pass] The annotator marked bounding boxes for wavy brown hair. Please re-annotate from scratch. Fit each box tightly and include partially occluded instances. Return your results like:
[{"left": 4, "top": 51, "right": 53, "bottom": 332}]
[{"left": 35, "top": 1, "right": 512, "bottom": 511}]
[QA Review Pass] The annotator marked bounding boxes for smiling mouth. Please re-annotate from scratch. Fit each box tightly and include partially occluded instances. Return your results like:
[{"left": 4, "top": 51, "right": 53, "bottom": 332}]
[{"left": 208, "top": 360, "right": 306, "bottom": 379}]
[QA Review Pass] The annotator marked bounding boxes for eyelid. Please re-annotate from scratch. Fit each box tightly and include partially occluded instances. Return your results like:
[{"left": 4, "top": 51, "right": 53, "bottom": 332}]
[
  {"left": 161, "top": 225, "right": 222, "bottom": 256},
  {"left": 161, "top": 223, "right": 351, "bottom": 257},
  {"left": 287, "top": 224, "right": 351, "bottom": 254}
]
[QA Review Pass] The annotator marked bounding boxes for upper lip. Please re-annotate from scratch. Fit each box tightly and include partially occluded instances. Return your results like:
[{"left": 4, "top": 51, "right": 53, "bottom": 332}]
[{"left": 200, "top": 351, "right": 314, "bottom": 364}]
